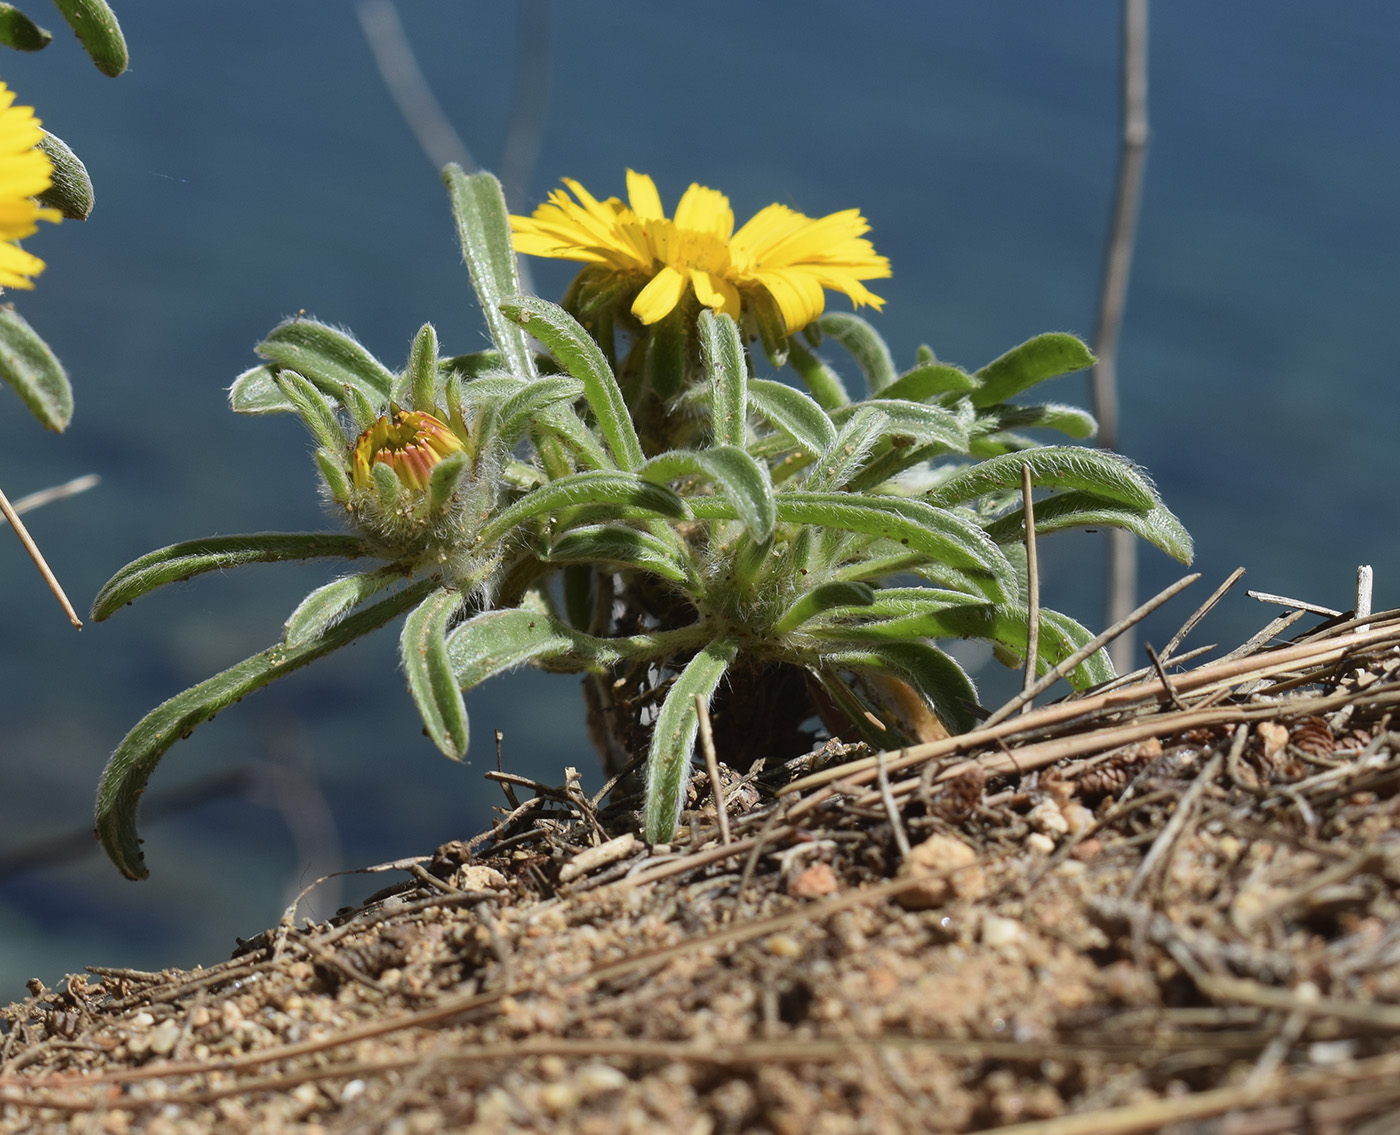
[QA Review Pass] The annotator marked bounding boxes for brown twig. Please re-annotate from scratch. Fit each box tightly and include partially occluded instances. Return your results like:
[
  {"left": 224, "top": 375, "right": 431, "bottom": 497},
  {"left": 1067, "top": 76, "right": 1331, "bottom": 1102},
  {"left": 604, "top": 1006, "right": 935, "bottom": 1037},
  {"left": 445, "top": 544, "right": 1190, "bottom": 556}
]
[
  {"left": 1021, "top": 461, "right": 1041, "bottom": 710},
  {"left": 0, "top": 481, "right": 81, "bottom": 628},
  {"left": 694, "top": 693, "right": 731, "bottom": 846},
  {"left": 982, "top": 572, "right": 1199, "bottom": 728},
  {"left": 1160, "top": 565, "right": 1246, "bottom": 661}
]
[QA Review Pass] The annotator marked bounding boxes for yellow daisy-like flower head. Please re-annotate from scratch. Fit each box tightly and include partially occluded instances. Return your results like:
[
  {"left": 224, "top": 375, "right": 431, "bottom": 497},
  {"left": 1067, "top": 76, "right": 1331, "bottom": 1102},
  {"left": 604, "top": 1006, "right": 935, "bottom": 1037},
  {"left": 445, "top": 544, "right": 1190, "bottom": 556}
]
[
  {"left": 511, "top": 170, "right": 890, "bottom": 336},
  {"left": 0, "top": 81, "right": 59, "bottom": 290}
]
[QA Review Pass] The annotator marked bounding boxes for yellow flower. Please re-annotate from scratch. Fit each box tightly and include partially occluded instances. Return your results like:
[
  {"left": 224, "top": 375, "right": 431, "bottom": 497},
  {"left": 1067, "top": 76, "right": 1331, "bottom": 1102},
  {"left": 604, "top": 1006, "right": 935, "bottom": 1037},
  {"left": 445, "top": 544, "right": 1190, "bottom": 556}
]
[
  {"left": 511, "top": 170, "right": 890, "bottom": 335},
  {"left": 0, "top": 81, "right": 59, "bottom": 290},
  {"left": 352, "top": 410, "right": 466, "bottom": 491}
]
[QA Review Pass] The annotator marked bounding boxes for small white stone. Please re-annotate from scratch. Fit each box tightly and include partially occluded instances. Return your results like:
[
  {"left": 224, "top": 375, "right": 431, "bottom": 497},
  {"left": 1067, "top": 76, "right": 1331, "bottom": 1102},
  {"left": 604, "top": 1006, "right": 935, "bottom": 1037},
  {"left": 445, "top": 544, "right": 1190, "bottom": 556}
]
[
  {"left": 147, "top": 1019, "right": 181, "bottom": 1057},
  {"left": 981, "top": 915, "right": 1023, "bottom": 948}
]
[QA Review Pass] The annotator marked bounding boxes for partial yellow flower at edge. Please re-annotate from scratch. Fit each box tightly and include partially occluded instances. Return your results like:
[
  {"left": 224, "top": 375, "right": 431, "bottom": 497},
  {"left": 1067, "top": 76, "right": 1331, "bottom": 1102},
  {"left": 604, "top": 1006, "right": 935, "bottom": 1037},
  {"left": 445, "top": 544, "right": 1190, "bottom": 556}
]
[
  {"left": 510, "top": 170, "right": 890, "bottom": 335},
  {"left": 0, "top": 80, "right": 60, "bottom": 290}
]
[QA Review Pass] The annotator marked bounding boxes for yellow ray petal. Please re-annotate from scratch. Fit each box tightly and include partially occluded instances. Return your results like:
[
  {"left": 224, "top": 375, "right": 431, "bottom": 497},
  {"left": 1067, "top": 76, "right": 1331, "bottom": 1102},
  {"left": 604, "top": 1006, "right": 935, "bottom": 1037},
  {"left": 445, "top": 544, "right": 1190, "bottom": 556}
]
[
  {"left": 625, "top": 169, "right": 665, "bottom": 221},
  {"left": 674, "top": 183, "right": 734, "bottom": 241},
  {"left": 631, "top": 264, "right": 689, "bottom": 325}
]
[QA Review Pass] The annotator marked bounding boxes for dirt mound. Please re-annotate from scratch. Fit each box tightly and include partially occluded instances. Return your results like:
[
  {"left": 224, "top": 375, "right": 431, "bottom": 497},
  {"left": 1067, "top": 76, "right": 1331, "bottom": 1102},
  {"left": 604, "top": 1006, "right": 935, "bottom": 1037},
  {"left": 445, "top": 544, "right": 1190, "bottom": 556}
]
[{"left": 3, "top": 605, "right": 1400, "bottom": 1133}]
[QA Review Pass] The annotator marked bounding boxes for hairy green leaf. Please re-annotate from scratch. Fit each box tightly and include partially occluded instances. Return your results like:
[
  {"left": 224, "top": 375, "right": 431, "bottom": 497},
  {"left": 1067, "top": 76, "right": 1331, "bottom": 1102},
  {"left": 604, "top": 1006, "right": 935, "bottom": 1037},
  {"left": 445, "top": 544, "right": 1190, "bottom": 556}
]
[
  {"left": 925, "top": 604, "right": 1114, "bottom": 689},
  {"left": 36, "top": 132, "right": 92, "bottom": 219},
  {"left": 643, "top": 446, "right": 775, "bottom": 542},
  {"left": 446, "top": 607, "right": 579, "bottom": 690},
  {"left": 406, "top": 323, "right": 439, "bottom": 413},
  {"left": 818, "top": 312, "right": 897, "bottom": 394},
  {"left": 747, "top": 285, "right": 790, "bottom": 369},
  {"left": 973, "top": 402, "right": 1097, "bottom": 440},
  {"left": 805, "top": 406, "right": 888, "bottom": 491},
  {"left": 478, "top": 471, "right": 688, "bottom": 545},
  {"left": 229, "top": 364, "right": 296, "bottom": 414},
  {"left": 339, "top": 380, "right": 380, "bottom": 436},
  {"left": 501, "top": 296, "right": 644, "bottom": 472},
  {"left": 774, "top": 491, "right": 1015, "bottom": 602},
  {"left": 402, "top": 588, "right": 470, "bottom": 759},
  {"left": 0, "top": 5, "right": 52, "bottom": 51},
  {"left": 314, "top": 447, "right": 352, "bottom": 503},
  {"left": 274, "top": 370, "right": 344, "bottom": 451},
  {"left": 700, "top": 311, "right": 747, "bottom": 448},
  {"left": 983, "top": 491, "right": 1194, "bottom": 564},
  {"left": 497, "top": 375, "right": 586, "bottom": 450},
  {"left": 880, "top": 362, "right": 977, "bottom": 402},
  {"left": 533, "top": 402, "right": 612, "bottom": 470},
  {"left": 833, "top": 398, "right": 969, "bottom": 453},
  {"left": 96, "top": 578, "right": 438, "bottom": 879},
  {"left": 257, "top": 318, "right": 395, "bottom": 406},
  {"left": 548, "top": 524, "right": 692, "bottom": 585},
  {"left": 442, "top": 167, "right": 537, "bottom": 380},
  {"left": 92, "top": 533, "right": 371, "bottom": 621},
  {"left": 774, "top": 581, "right": 875, "bottom": 634},
  {"left": 51, "top": 0, "right": 126, "bottom": 75},
  {"left": 644, "top": 640, "right": 738, "bottom": 843},
  {"left": 806, "top": 586, "right": 991, "bottom": 629},
  {"left": 748, "top": 378, "right": 837, "bottom": 455},
  {"left": 0, "top": 306, "right": 71, "bottom": 431},
  {"left": 926, "top": 447, "right": 1157, "bottom": 511},
  {"left": 973, "top": 333, "right": 1095, "bottom": 408},
  {"left": 426, "top": 450, "right": 471, "bottom": 513},
  {"left": 284, "top": 568, "right": 404, "bottom": 646}
]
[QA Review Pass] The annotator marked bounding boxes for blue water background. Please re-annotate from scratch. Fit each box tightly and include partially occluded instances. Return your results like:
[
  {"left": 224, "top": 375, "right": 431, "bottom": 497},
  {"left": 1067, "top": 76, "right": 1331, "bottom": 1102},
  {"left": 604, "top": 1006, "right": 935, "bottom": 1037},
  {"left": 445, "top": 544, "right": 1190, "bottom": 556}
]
[{"left": 0, "top": 2, "right": 1395, "bottom": 998}]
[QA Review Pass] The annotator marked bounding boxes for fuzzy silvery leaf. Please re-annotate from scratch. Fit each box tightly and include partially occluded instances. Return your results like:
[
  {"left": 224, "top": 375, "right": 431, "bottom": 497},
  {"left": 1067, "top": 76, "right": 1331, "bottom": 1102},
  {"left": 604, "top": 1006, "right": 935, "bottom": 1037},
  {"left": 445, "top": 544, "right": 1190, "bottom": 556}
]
[
  {"left": 229, "top": 364, "right": 296, "bottom": 414},
  {"left": 95, "top": 579, "right": 439, "bottom": 879},
  {"left": 443, "top": 168, "right": 537, "bottom": 381},
  {"left": 257, "top": 318, "right": 396, "bottom": 406},
  {"left": 644, "top": 640, "right": 738, "bottom": 844},
  {"left": 700, "top": 311, "right": 748, "bottom": 448},
  {"left": 643, "top": 446, "right": 775, "bottom": 542},
  {"left": 478, "top": 470, "right": 688, "bottom": 545},
  {"left": 818, "top": 311, "right": 897, "bottom": 394},
  {"left": 880, "top": 361, "right": 978, "bottom": 402},
  {"left": 402, "top": 589, "right": 471, "bottom": 760},
  {"left": 548, "top": 524, "right": 693, "bottom": 586},
  {"left": 982, "top": 491, "right": 1194, "bottom": 565},
  {"left": 91, "top": 533, "right": 371, "bottom": 621},
  {"left": 0, "top": 307, "right": 71, "bottom": 431},
  {"left": 500, "top": 296, "right": 644, "bottom": 472},
  {"left": 972, "top": 333, "right": 1096, "bottom": 408},
  {"left": 748, "top": 378, "right": 837, "bottom": 456},
  {"left": 926, "top": 447, "right": 1157, "bottom": 512}
]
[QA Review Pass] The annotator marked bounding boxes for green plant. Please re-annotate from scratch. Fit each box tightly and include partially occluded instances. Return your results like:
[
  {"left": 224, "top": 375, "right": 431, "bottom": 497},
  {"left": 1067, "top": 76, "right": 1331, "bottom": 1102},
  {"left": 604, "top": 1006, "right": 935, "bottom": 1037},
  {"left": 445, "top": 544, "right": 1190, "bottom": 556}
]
[{"left": 92, "top": 167, "right": 1190, "bottom": 877}]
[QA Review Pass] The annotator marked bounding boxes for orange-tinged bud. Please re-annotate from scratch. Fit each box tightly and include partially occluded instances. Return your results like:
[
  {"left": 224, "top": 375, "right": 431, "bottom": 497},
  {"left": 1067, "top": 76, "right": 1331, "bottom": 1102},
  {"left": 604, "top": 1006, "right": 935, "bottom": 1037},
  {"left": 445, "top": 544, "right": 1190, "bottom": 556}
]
[{"left": 351, "top": 410, "right": 465, "bottom": 492}]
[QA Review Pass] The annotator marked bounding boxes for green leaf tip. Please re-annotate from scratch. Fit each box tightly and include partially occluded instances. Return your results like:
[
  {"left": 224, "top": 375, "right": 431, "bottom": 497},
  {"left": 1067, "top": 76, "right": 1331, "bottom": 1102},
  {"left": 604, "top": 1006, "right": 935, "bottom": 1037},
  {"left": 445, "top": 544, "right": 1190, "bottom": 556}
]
[
  {"left": 36, "top": 132, "right": 92, "bottom": 219},
  {"left": 0, "top": 5, "right": 53, "bottom": 52},
  {"left": 0, "top": 306, "right": 71, "bottom": 431},
  {"left": 51, "top": 0, "right": 127, "bottom": 75}
]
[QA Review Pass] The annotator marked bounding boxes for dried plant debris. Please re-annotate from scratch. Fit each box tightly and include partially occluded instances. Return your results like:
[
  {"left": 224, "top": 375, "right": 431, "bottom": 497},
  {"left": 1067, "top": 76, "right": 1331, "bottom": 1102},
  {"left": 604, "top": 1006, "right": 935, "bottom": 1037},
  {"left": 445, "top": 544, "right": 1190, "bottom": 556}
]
[{"left": 4, "top": 608, "right": 1400, "bottom": 1133}]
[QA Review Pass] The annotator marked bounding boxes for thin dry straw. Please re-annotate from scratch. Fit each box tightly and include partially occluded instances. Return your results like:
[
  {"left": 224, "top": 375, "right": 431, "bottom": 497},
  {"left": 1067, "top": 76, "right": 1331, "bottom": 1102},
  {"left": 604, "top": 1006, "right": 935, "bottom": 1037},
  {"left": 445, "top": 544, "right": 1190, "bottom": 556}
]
[
  {"left": 0, "top": 482, "right": 82, "bottom": 628},
  {"left": 1020, "top": 461, "right": 1041, "bottom": 711},
  {"left": 981, "top": 572, "right": 1200, "bottom": 729}
]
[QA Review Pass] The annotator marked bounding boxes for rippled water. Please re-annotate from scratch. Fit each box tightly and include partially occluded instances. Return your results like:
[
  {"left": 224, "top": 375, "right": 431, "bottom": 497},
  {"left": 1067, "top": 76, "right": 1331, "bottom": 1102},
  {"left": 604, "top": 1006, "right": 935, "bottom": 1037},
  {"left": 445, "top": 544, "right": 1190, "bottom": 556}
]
[{"left": 0, "top": 1, "right": 1395, "bottom": 997}]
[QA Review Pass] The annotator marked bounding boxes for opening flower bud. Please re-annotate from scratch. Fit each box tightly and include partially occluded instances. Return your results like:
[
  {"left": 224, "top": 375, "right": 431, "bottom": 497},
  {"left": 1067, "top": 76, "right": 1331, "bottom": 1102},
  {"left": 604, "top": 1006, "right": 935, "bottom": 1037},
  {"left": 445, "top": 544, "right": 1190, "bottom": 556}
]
[{"left": 351, "top": 410, "right": 466, "bottom": 492}]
